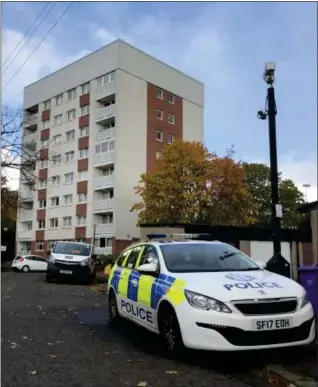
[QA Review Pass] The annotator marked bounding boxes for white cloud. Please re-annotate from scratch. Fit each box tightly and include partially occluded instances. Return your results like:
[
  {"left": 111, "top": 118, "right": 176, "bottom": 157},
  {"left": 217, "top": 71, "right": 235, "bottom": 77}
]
[{"left": 279, "top": 155, "right": 317, "bottom": 202}]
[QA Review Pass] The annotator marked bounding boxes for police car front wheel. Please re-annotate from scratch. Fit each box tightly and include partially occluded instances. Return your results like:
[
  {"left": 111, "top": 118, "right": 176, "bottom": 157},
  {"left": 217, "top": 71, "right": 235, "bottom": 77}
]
[{"left": 158, "top": 305, "right": 183, "bottom": 353}]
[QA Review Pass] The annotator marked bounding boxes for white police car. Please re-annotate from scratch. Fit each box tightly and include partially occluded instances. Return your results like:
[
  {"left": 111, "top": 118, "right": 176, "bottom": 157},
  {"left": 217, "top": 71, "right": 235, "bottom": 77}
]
[{"left": 107, "top": 234, "right": 315, "bottom": 352}]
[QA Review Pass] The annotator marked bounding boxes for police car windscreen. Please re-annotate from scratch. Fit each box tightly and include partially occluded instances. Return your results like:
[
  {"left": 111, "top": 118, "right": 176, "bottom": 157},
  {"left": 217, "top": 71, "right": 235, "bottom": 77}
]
[
  {"left": 52, "top": 242, "right": 91, "bottom": 256},
  {"left": 159, "top": 243, "right": 261, "bottom": 273}
]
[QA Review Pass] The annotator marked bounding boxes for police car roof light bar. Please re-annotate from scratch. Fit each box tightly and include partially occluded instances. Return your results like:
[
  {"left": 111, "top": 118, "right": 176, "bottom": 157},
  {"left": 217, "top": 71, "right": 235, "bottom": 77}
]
[{"left": 146, "top": 233, "right": 212, "bottom": 241}]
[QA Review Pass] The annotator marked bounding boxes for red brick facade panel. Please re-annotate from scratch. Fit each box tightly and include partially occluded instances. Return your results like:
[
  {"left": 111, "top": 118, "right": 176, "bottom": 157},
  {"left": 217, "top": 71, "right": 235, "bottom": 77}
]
[
  {"left": 79, "top": 114, "right": 89, "bottom": 128},
  {"left": 79, "top": 93, "right": 90, "bottom": 107}
]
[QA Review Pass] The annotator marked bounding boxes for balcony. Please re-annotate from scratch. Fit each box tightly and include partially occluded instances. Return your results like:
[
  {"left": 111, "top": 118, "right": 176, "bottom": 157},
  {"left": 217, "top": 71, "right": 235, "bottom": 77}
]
[
  {"left": 94, "top": 151, "right": 115, "bottom": 167},
  {"left": 23, "top": 132, "right": 38, "bottom": 149},
  {"left": 93, "top": 174, "right": 115, "bottom": 190},
  {"left": 21, "top": 175, "right": 35, "bottom": 186},
  {"left": 94, "top": 246, "right": 112, "bottom": 255},
  {"left": 18, "top": 230, "right": 33, "bottom": 240},
  {"left": 92, "top": 199, "right": 114, "bottom": 213},
  {"left": 95, "top": 223, "right": 114, "bottom": 235},
  {"left": 19, "top": 210, "right": 33, "bottom": 221},
  {"left": 95, "top": 105, "right": 115, "bottom": 125},
  {"left": 24, "top": 114, "right": 39, "bottom": 128},
  {"left": 96, "top": 127, "right": 115, "bottom": 142},
  {"left": 20, "top": 191, "right": 34, "bottom": 201},
  {"left": 96, "top": 82, "right": 115, "bottom": 101}
]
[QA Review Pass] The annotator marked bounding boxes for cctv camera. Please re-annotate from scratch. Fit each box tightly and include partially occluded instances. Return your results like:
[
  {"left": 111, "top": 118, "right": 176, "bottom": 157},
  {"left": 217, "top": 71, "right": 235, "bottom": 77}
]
[{"left": 257, "top": 110, "right": 267, "bottom": 120}]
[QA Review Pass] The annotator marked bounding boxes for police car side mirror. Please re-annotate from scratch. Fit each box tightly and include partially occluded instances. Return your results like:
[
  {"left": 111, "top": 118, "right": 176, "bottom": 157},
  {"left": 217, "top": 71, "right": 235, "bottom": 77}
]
[
  {"left": 255, "top": 261, "right": 267, "bottom": 269},
  {"left": 138, "top": 262, "right": 159, "bottom": 276}
]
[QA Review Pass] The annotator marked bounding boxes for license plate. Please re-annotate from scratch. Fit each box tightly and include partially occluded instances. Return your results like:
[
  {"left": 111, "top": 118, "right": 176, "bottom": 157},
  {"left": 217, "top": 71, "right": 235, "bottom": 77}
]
[
  {"left": 60, "top": 270, "right": 72, "bottom": 275},
  {"left": 252, "top": 318, "right": 292, "bottom": 331}
]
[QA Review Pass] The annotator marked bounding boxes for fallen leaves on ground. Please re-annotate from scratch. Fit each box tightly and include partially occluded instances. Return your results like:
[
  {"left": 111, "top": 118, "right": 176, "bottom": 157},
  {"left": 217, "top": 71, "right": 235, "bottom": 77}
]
[
  {"left": 30, "top": 371, "right": 38, "bottom": 376},
  {"left": 48, "top": 354, "right": 57, "bottom": 359},
  {"left": 165, "top": 371, "right": 178, "bottom": 374},
  {"left": 137, "top": 382, "right": 147, "bottom": 387}
]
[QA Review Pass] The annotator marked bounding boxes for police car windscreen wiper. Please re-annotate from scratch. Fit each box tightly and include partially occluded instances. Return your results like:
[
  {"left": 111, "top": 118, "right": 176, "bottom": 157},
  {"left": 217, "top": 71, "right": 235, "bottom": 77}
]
[
  {"left": 235, "top": 267, "right": 262, "bottom": 271},
  {"left": 219, "top": 252, "right": 238, "bottom": 260}
]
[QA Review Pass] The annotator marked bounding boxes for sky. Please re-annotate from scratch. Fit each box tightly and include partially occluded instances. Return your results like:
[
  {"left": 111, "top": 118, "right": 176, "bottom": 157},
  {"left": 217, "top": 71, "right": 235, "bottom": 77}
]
[{"left": 2, "top": 1, "right": 317, "bottom": 201}]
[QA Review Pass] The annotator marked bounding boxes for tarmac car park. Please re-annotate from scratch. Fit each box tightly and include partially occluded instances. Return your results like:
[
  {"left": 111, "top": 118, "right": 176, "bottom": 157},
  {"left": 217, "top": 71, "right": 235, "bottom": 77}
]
[{"left": 108, "top": 233, "right": 315, "bottom": 353}]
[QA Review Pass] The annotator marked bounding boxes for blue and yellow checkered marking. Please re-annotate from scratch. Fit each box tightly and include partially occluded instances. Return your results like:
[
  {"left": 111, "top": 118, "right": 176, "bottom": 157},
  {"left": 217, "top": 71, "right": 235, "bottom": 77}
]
[{"left": 109, "top": 268, "right": 185, "bottom": 309}]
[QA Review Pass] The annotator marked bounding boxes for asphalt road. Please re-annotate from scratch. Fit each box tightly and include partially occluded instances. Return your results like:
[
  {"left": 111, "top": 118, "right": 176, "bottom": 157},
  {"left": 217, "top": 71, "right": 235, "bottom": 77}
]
[{"left": 1, "top": 272, "right": 313, "bottom": 387}]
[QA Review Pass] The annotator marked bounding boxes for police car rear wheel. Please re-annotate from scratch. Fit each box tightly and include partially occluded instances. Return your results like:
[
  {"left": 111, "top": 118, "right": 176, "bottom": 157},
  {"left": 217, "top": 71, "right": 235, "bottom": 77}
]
[
  {"left": 159, "top": 307, "right": 183, "bottom": 353},
  {"left": 108, "top": 291, "right": 120, "bottom": 324}
]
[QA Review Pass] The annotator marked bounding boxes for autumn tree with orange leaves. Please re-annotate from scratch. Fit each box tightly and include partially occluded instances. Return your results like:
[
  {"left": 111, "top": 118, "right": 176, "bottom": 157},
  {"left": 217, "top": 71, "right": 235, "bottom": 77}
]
[{"left": 131, "top": 140, "right": 255, "bottom": 225}]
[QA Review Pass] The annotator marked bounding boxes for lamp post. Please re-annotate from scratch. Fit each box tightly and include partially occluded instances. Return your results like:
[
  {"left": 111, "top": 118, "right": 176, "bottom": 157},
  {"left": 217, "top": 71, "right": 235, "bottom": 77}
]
[
  {"left": 92, "top": 224, "right": 97, "bottom": 246},
  {"left": 302, "top": 183, "right": 310, "bottom": 202},
  {"left": 257, "top": 62, "right": 290, "bottom": 278}
]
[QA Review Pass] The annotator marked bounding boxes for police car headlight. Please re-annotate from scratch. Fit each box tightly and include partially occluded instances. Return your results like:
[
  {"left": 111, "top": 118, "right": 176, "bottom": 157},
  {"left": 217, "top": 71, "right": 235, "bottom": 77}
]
[
  {"left": 48, "top": 256, "right": 55, "bottom": 264},
  {"left": 300, "top": 293, "right": 310, "bottom": 308},
  {"left": 184, "top": 290, "right": 232, "bottom": 313},
  {"left": 80, "top": 258, "right": 90, "bottom": 267}
]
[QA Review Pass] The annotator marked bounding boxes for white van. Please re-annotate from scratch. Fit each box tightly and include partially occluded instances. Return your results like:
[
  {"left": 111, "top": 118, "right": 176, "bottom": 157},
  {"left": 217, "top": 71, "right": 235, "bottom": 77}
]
[{"left": 46, "top": 241, "right": 97, "bottom": 284}]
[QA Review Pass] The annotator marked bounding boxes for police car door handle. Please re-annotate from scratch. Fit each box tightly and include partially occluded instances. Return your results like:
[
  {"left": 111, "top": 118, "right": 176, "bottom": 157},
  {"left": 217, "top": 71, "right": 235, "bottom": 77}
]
[{"left": 131, "top": 279, "right": 138, "bottom": 287}]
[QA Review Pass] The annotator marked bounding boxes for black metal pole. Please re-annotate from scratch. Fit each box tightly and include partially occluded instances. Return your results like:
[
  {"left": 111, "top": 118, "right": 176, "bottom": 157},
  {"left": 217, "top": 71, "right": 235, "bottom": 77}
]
[
  {"left": 267, "top": 86, "right": 281, "bottom": 255},
  {"left": 93, "top": 224, "right": 96, "bottom": 246}
]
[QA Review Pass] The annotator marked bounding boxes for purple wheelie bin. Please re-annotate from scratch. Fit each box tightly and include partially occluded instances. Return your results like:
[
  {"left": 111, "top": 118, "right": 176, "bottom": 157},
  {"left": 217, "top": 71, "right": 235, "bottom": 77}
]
[{"left": 298, "top": 265, "right": 318, "bottom": 315}]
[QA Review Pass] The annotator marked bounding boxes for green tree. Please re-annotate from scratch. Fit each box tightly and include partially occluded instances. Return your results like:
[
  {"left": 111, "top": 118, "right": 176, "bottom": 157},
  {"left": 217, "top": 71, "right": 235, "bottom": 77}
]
[
  {"left": 131, "top": 140, "right": 255, "bottom": 225},
  {"left": 242, "top": 162, "right": 305, "bottom": 228}
]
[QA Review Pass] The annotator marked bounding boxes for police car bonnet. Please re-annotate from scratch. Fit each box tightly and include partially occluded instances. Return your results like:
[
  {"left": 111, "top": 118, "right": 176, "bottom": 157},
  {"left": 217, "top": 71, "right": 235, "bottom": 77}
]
[{"left": 176, "top": 271, "right": 303, "bottom": 302}]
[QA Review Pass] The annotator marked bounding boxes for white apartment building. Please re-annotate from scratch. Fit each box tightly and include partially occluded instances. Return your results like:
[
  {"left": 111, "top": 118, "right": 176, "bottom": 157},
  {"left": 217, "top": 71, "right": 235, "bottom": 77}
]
[{"left": 17, "top": 39, "right": 204, "bottom": 256}]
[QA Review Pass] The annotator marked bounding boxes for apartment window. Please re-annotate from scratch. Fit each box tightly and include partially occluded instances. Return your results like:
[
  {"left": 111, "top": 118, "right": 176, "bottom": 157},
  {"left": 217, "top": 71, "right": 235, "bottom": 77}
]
[
  {"left": 40, "top": 159, "right": 48, "bottom": 169},
  {"left": 101, "top": 190, "right": 113, "bottom": 199},
  {"left": 79, "top": 126, "right": 89, "bottom": 137},
  {"left": 51, "top": 175, "right": 60, "bottom": 186},
  {"left": 54, "top": 114, "right": 62, "bottom": 126},
  {"left": 102, "top": 167, "right": 114, "bottom": 176},
  {"left": 168, "top": 93, "right": 175, "bottom": 104},
  {"left": 109, "top": 140, "right": 115, "bottom": 151},
  {"left": 43, "top": 120, "right": 50, "bottom": 129},
  {"left": 95, "top": 142, "right": 108, "bottom": 153},
  {"left": 156, "top": 109, "right": 163, "bottom": 120},
  {"left": 101, "top": 214, "right": 113, "bottom": 224},
  {"left": 79, "top": 148, "right": 88, "bottom": 159},
  {"left": 95, "top": 237, "right": 113, "bottom": 248},
  {"left": 41, "top": 139, "right": 49, "bottom": 149},
  {"left": 39, "top": 179, "right": 47, "bottom": 188},
  {"left": 64, "top": 172, "right": 74, "bottom": 184},
  {"left": 36, "top": 241, "right": 44, "bottom": 251},
  {"left": 43, "top": 100, "right": 51, "bottom": 110},
  {"left": 80, "top": 105, "right": 90, "bottom": 116},
  {"left": 78, "top": 170, "right": 88, "bottom": 181},
  {"left": 96, "top": 71, "right": 115, "bottom": 86},
  {"left": 63, "top": 194, "right": 73, "bottom": 205},
  {"left": 156, "top": 151, "right": 162, "bottom": 159},
  {"left": 67, "top": 88, "right": 76, "bottom": 101},
  {"left": 55, "top": 94, "right": 63, "bottom": 106},
  {"left": 65, "top": 151, "right": 75, "bottom": 163},
  {"left": 77, "top": 215, "right": 87, "bottom": 226},
  {"left": 78, "top": 193, "right": 87, "bottom": 203},
  {"left": 38, "top": 220, "right": 45, "bottom": 229},
  {"left": 168, "top": 113, "right": 175, "bottom": 124},
  {"left": 48, "top": 241, "right": 57, "bottom": 249},
  {"left": 167, "top": 134, "right": 174, "bottom": 144},
  {"left": 52, "top": 134, "right": 62, "bottom": 145},
  {"left": 62, "top": 217, "right": 72, "bottom": 227},
  {"left": 39, "top": 200, "right": 46, "bottom": 209},
  {"left": 156, "top": 88, "right": 163, "bottom": 99},
  {"left": 66, "top": 130, "right": 75, "bottom": 142},
  {"left": 156, "top": 129, "right": 163, "bottom": 142},
  {"left": 50, "top": 218, "right": 58, "bottom": 228},
  {"left": 66, "top": 109, "right": 76, "bottom": 122},
  {"left": 81, "top": 83, "right": 90, "bottom": 94},
  {"left": 50, "top": 196, "right": 59, "bottom": 207},
  {"left": 52, "top": 154, "right": 61, "bottom": 166},
  {"left": 26, "top": 222, "right": 33, "bottom": 230}
]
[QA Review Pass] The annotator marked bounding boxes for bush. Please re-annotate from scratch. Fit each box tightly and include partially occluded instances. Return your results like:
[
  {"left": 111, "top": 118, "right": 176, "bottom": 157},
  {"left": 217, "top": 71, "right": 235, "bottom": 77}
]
[{"left": 96, "top": 254, "right": 118, "bottom": 271}]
